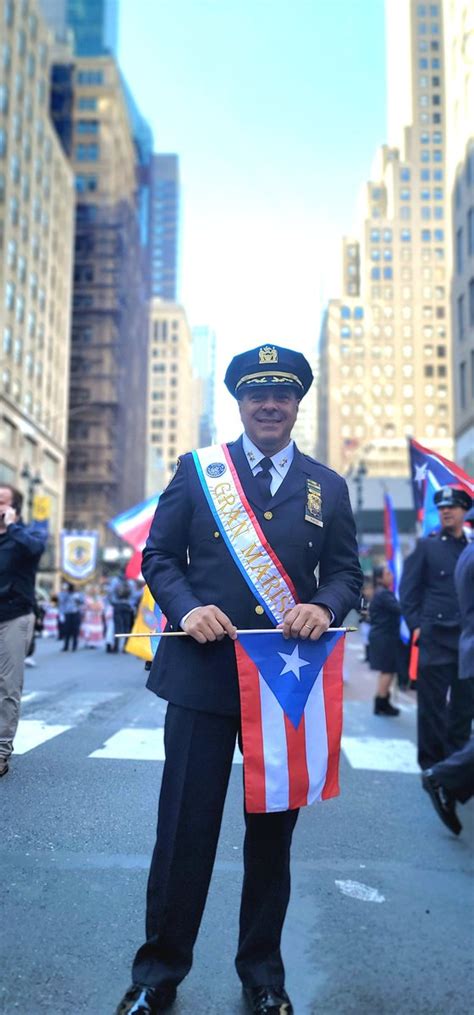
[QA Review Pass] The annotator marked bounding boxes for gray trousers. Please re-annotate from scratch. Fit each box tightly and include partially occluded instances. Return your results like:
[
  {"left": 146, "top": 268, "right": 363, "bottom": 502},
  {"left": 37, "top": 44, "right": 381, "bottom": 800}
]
[{"left": 0, "top": 613, "right": 35, "bottom": 761}]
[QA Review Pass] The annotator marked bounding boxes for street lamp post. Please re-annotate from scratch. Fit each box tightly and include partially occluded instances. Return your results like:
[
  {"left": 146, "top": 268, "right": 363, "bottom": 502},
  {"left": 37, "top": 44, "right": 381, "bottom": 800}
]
[{"left": 20, "top": 465, "right": 43, "bottom": 523}]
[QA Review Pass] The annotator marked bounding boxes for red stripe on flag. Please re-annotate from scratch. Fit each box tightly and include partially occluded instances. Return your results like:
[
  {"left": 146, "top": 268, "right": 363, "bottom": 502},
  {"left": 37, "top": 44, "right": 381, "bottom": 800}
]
[
  {"left": 321, "top": 636, "right": 345, "bottom": 800},
  {"left": 235, "top": 642, "right": 266, "bottom": 813},
  {"left": 284, "top": 712, "right": 309, "bottom": 809}
]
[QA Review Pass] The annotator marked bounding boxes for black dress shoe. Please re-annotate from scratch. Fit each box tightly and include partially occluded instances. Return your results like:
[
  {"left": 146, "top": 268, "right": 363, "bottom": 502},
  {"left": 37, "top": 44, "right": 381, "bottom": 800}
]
[
  {"left": 422, "top": 770, "right": 462, "bottom": 835},
  {"left": 243, "top": 985, "right": 294, "bottom": 1014},
  {"left": 115, "top": 984, "right": 177, "bottom": 1014},
  {"left": 0, "top": 760, "right": 9, "bottom": 778}
]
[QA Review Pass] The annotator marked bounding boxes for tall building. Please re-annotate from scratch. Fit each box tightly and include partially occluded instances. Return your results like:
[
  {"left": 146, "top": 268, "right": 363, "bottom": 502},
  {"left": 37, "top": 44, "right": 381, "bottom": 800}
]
[
  {"left": 443, "top": 0, "right": 474, "bottom": 476},
  {"left": 146, "top": 300, "right": 198, "bottom": 496},
  {"left": 192, "top": 325, "right": 216, "bottom": 446},
  {"left": 0, "top": 0, "right": 75, "bottom": 573},
  {"left": 51, "top": 55, "right": 147, "bottom": 540},
  {"left": 318, "top": 0, "right": 452, "bottom": 479},
  {"left": 149, "top": 154, "right": 180, "bottom": 300},
  {"left": 39, "top": 0, "right": 118, "bottom": 56}
]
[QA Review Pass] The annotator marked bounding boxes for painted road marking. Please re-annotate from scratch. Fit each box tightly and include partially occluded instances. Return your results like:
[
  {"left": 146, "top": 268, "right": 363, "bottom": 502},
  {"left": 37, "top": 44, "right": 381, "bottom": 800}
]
[
  {"left": 14, "top": 720, "right": 72, "bottom": 755},
  {"left": 341, "top": 736, "right": 419, "bottom": 773},
  {"left": 89, "top": 728, "right": 243, "bottom": 763},
  {"left": 335, "top": 880, "right": 385, "bottom": 903}
]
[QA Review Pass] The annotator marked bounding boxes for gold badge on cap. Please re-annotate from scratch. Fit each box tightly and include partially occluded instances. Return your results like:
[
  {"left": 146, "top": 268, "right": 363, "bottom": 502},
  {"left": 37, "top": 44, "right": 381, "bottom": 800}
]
[
  {"left": 305, "top": 479, "right": 323, "bottom": 527},
  {"left": 258, "top": 345, "right": 278, "bottom": 364}
]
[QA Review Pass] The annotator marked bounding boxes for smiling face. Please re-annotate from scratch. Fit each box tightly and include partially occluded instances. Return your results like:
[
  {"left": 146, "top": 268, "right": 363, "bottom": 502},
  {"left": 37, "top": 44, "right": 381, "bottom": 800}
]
[{"left": 238, "top": 386, "right": 300, "bottom": 454}]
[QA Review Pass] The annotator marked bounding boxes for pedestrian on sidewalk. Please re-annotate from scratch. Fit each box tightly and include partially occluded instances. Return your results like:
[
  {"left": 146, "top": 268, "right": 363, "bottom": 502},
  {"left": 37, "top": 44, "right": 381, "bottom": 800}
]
[
  {"left": 0, "top": 485, "right": 47, "bottom": 778},
  {"left": 115, "top": 344, "right": 362, "bottom": 1015},
  {"left": 368, "top": 563, "right": 401, "bottom": 716}
]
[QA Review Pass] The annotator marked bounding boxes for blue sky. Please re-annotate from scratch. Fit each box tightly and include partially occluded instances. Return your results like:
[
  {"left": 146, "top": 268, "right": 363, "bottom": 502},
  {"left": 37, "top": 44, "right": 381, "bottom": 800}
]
[{"left": 119, "top": 0, "right": 386, "bottom": 379}]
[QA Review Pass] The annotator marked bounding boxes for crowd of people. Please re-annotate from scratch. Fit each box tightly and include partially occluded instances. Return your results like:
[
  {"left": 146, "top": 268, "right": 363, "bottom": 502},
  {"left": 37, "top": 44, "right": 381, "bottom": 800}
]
[{"left": 38, "top": 576, "right": 144, "bottom": 653}]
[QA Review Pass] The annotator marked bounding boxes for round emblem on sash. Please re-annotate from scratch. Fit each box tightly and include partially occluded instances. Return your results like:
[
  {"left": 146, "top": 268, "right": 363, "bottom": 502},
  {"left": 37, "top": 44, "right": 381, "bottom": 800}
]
[{"left": 206, "top": 462, "right": 226, "bottom": 478}]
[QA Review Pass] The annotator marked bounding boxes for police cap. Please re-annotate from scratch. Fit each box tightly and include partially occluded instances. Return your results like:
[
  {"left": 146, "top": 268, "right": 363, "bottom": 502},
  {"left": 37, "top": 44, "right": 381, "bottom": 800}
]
[
  {"left": 225, "top": 344, "right": 313, "bottom": 400},
  {"left": 434, "top": 485, "right": 473, "bottom": 511}
]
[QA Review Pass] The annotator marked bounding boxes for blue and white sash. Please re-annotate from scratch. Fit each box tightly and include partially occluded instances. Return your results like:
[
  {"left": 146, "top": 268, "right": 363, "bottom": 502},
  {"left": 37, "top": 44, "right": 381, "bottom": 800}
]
[{"left": 192, "top": 444, "right": 298, "bottom": 625}]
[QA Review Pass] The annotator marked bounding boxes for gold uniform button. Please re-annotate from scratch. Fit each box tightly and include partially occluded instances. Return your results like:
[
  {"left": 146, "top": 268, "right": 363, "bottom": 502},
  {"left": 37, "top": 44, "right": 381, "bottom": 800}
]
[
  {"left": 213, "top": 531, "right": 220, "bottom": 538},
  {"left": 264, "top": 511, "right": 273, "bottom": 520},
  {"left": 255, "top": 605, "right": 264, "bottom": 615}
]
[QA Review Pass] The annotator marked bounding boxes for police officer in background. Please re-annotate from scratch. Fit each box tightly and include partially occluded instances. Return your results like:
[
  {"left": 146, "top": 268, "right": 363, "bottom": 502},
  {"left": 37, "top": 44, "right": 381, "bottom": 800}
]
[{"left": 400, "top": 485, "right": 474, "bottom": 771}]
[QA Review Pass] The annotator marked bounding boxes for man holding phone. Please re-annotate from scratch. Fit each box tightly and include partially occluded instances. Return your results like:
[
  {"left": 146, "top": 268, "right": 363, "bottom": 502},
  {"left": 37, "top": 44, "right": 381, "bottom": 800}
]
[{"left": 0, "top": 485, "right": 47, "bottom": 777}]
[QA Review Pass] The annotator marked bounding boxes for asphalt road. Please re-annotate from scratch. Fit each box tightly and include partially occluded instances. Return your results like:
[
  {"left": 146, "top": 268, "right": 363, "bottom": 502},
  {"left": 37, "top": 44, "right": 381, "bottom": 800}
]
[{"left": 1, "top": 635, "right": 473, "bottom": 1015}]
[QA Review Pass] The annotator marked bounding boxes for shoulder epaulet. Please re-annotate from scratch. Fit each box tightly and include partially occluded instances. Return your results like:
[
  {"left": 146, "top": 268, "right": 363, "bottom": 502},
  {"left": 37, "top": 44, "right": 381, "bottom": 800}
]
[{"left": 302, "top": 453, "right": 344, "bottom": 480}]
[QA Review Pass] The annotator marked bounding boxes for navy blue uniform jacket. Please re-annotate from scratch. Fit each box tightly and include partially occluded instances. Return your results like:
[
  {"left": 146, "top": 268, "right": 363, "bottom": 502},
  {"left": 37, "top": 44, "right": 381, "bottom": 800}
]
[
  {"left": 400, "top": 530, "right": 468, "bottom": 667},
  {"left": 142, "top": 438, "right": 363, "bottom": 716},
  {"left": 454, "top": 541, "right": 474, "bottom": 680}
]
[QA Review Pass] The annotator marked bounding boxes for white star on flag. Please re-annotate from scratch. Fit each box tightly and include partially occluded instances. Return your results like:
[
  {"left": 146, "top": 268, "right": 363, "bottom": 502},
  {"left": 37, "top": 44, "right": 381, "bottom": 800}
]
[
  {"left": 278, "top": 645, "right": 311, "bottom": 681},
  {"left": 414, "top": 463, "right": 427, "bottom": 487}
]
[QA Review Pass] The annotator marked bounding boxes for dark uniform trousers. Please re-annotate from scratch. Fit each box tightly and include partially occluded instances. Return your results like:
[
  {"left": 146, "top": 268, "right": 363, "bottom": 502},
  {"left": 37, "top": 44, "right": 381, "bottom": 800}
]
[
  {"left": 400, "top": 530, "right": 474, "bottom": 771},
  {"left": 132, "top": 705, "right": 299, "bottom": 990},
  {"left": 417, "top": 662, "right": 474, "bottom": 771}
]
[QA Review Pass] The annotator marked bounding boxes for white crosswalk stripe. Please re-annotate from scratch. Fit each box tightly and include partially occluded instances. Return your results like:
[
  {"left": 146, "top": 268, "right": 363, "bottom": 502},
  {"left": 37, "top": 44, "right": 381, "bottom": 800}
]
[
  {"left": 14, "top": 720, "right": 73, "bottom": 755},
  {"left": 17, "top": 693, "right": 419, "bottom": 772},
  {"left": 341, "top": 736, "right": 419, "bottom": 774}
]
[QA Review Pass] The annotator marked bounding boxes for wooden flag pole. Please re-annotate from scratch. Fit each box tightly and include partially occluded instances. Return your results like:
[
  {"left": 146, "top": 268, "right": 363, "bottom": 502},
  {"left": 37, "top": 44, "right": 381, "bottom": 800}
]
[{"left": 115, "top": 627, "right": 358, "bottom": 638}]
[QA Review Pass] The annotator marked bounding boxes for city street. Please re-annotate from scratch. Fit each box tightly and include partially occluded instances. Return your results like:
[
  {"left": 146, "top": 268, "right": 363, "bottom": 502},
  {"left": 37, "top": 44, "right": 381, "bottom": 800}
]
[{"left": 1, "top": 633, "right": 473, "bottom": 1015}]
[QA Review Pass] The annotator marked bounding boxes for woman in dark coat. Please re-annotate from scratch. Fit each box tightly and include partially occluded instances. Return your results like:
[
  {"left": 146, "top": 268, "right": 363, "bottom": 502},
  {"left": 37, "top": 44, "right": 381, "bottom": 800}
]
[{"left": 368, "top": 563, "right": 402, "bottom": 716}]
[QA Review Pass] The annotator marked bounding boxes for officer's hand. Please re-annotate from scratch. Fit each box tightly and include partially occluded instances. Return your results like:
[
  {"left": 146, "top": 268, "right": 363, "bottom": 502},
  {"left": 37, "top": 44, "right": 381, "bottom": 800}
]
[
  {"left": 280, "top": 603, "right": 332, "bottom": 641},
  {"left": 183, "top": 605, "right": 237, "bottom": 644}
]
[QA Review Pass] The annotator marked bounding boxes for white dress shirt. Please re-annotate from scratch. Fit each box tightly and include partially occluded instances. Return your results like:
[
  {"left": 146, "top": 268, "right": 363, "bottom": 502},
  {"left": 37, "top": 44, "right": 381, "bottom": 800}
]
[{"left": 241, "top": 433, "right": 294, "bottom": 496}]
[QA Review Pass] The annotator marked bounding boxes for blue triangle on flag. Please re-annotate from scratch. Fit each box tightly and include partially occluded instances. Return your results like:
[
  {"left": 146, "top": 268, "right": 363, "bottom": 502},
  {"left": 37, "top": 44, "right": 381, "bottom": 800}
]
[{"left": 238, "top": 630, "right": 344, "bottom": 729}]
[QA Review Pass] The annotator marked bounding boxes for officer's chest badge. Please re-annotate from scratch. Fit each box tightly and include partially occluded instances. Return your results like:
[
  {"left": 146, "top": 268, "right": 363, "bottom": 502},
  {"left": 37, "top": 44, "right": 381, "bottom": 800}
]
[
  {"left": 305, "top": 479, "right": 323, "bottom": 527},
  {"left": 258, "top": 345, "right": 278, "bottom": 363}
]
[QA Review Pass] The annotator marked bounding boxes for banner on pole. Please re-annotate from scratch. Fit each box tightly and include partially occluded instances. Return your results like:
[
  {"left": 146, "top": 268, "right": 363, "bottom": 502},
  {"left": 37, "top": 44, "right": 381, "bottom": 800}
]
[{"left": 60, "top": 531, "right": 99, "bottom": 583}]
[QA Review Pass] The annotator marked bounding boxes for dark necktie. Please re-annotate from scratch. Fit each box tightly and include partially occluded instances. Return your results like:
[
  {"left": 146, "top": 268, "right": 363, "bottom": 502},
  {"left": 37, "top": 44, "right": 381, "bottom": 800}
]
[{"left": 256, "top": 457, "right": 273, "bottom": 503}]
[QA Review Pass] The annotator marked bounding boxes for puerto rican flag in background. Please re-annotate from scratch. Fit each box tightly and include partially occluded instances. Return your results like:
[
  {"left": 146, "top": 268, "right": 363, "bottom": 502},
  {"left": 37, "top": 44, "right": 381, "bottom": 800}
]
[{"left": 235, "top": 630, "right": 345, "bottom": 814}]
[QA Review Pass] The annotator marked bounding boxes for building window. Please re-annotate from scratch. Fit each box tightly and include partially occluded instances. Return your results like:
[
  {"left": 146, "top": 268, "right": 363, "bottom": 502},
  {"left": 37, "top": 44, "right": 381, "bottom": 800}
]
[
  {"left": 77, "top": 70, "right": 104, "bottom": 85},
  {"left": 467, "top": 208, "right": 474, "bottom": 256},
  {"left": 76, "top": 119, "right": 99, "bottom": 134},
  {"left": 459, "top": 362, "right": 466, "bottom": 411},
  {"left": 75, "top": 143, "right": 99, "bottom": 161},
  {"left": 469, "top": 279, "right": 474, "bottom": 329},
  {"left": 78, "top": 97, "right": 97, "bottom": 110}
]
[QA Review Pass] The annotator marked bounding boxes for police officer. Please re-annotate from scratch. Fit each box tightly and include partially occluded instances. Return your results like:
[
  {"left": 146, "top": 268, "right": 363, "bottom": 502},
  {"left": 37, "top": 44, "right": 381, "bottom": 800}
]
[
  {"left": 400, "top": 485, "right": 474, "bottom": 771},
  {"left": 115, "top": 345, "right": 362, "bottom": 1015}
]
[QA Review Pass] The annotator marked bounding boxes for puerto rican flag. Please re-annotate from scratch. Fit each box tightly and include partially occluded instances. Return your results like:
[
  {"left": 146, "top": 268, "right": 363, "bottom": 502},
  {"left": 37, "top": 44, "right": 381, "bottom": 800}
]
[
  {"left": 408, "top": 438, "right": 474, "bottom": 525},
  {"left": 235, "top": 630, "right": 345, "bottom": 814},
  {"left": 108, "top": 494, "right": 159, "bottom": 578}
]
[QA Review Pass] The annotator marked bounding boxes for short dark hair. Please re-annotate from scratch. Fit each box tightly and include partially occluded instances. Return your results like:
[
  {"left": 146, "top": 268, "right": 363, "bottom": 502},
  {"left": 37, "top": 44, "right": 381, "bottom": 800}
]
[
  {"left": 373, "top": 564, "right": 386, "bottom": 586},
  {"left": 0, "top": 484, "right": 23, "bottom": 514}
]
